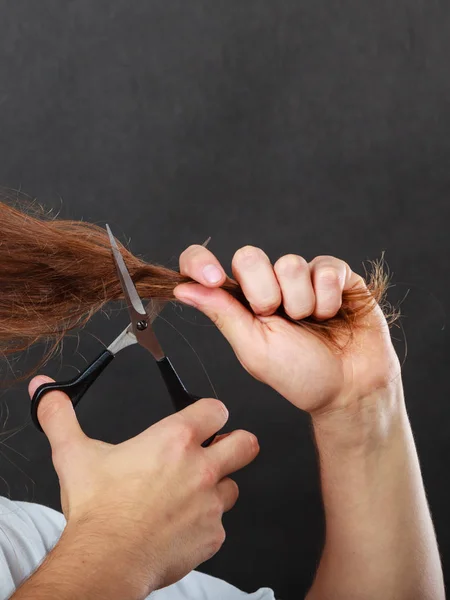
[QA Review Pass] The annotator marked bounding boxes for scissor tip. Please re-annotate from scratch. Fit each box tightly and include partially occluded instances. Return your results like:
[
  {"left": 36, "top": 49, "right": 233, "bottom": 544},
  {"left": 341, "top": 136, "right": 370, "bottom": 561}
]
[{"left": 105, "top": 224, "right": 119, "bottom": 250}]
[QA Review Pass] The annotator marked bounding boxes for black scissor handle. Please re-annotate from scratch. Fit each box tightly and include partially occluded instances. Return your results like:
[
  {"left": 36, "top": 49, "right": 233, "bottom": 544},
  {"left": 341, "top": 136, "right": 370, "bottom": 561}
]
[
  {"left": 30, "top": 349, "right": 115, "bottom": 433},
  {"left": 31, "top": 350, "right": 217, "bottom": 447},
  {"left": 156, "top": 356, "right": 217, "bottom": 447}
]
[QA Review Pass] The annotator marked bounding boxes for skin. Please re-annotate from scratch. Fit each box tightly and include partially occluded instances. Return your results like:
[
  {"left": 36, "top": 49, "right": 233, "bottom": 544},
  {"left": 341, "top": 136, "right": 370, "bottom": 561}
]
[{"left": 12, "top": 247, "right": 445, "bottom": 600}]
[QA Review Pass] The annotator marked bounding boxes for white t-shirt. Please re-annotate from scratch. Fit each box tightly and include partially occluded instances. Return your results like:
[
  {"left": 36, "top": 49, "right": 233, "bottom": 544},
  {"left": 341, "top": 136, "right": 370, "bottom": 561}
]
[{"left": 0, "top": 496, "right": 276, "bottom": 599}]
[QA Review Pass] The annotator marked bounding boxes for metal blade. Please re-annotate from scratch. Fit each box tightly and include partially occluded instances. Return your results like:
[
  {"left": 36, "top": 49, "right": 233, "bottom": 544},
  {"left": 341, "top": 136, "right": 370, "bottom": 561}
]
[
  {"left": 106, "top": 224, "right": 146, "bottom": 316},
  {"left": 107, "top": 324, "right": 137, "bottom": 355},
  {"left": 145, "top": 298, "right": 168, "bottom": 321},
  {"left": 108, "top": 299, "right": 168, "bottom": 355},
  {"left": 106, "top": 233, "right": 210, "bottom": 357}
]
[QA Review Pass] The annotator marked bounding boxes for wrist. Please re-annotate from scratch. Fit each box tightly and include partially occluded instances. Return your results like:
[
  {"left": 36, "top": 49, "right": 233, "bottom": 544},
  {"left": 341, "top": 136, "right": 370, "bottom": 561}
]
[
  {"left": 310, "top": 382, "right": 406, "bottom": 453},
  {"left": 307, "top": 381, "right": 445, "bottom": 599}
]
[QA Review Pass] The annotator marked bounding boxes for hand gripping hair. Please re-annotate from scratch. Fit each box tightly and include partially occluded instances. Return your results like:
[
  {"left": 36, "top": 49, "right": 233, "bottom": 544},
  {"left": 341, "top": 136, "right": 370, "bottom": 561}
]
[{"left": 0, "top": 196, "right": 398, "bottom": 377}]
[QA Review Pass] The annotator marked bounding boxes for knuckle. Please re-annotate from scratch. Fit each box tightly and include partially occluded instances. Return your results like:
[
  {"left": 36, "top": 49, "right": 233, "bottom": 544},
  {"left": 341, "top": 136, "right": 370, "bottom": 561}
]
[
  {"left": 233, "top": 245, "right": 265, "bottom": 267},
  {"left": 232, "top": 429, "right": 259, "bottom": 458},
  {"left": 199, "top": 462, "right": 218, "bottom": 487},
  {"left": 316, "top": 296, "right": 343, "bottom": 318},
  {"left": 179, "top": 244, "right": 208, "bottom": 271},
  {"left": 208, "top": 495, "right": 224, "bottom": 518},
  {"left": 274, "top": 254, "right": 308, "bottom": 277},
  {"left": 216, "top": 526, "right": 227, "bottom": 547},
  {"left": 317, "top": 267, "right": 342, "bottom": 288},
  {"left": 207, "top": 531, "right": 226, "bottom": 558},
  {"left": 313, "top": 254, "right": 336, "bottom": 264},
  {"left": 198, "top": 397, "right": 229, "bottom": 422},
  {"left": 37, "top": 395, "right": 66, "bottom": 424},
  {"left": 227, "top": 478, "right": 240, "bottom": 503},
  {"left": 353, "top": 273, "right": 367, "bottom": 289},
  {"left": 209, "top": 311, "right": 225, "bottom": 330},
  {"left": 170, "top": 418, "right": 196, "bottom": 449},
  {"left": 208, "top": 527, "right": 226, "bottom": 555},
  {"left": 316, "top": 305, "right": 340, "bottom": 319},
  {"left": 249, "top": 299, "right": 280, "bottom": 315},
  {"left": 229, "top": 476, "right": 239, "bottom": 490},
  {"left": 207, "top": 296, "right": 236, "bottom": 331},
  {"left": 232, "top": 480, "right": 240, "bottom": 501},
  {"left": 285, "top": 300, "right": 314, "bottom": 320}
]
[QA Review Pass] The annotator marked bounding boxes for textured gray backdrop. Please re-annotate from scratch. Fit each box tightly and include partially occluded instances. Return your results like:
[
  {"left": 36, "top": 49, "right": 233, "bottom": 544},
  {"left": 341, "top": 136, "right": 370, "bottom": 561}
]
[{"left": 1, "top": 2, "right": 450, "bottom": 598}]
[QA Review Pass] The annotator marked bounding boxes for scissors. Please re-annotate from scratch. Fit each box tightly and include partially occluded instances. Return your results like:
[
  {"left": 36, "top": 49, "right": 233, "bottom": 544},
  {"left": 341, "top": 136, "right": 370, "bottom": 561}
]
[{"left": 30, "top": 228, "right": 217, "bottom": 447}]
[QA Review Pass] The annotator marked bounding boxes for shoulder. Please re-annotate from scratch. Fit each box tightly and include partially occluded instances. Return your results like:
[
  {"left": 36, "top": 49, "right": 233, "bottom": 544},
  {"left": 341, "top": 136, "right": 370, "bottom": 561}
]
[
  {"left": 148, "top": 569, "right": 276, "bottom": 600},
  {"left": 0, "top": 495, "right": 66, "bottom": 554},
  {"left": 0, "top": 497, "right": 277, "bottom": 600},
  {"left": 0, "top": 496, "right": 66, "bottom": 596}
]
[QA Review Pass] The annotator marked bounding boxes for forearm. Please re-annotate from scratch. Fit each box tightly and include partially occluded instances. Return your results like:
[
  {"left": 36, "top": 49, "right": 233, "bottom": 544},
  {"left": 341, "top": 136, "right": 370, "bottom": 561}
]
[
  {"left": 11, "top": 522, "right": 154, "bottom": 600},
  {"left": 306, "top": 386, "right": 445, "bottom": 600}
]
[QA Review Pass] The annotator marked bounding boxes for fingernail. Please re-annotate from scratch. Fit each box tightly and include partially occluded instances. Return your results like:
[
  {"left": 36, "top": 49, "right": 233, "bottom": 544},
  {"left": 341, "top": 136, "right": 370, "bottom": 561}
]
[{"left": 203, "top": 264, "right": 223, "bottom": 284}]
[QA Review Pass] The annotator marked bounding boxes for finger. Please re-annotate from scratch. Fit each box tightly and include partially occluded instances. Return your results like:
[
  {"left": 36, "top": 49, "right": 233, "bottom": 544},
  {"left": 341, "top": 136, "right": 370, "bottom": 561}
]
[
  {"left": 216, "top": 477, "right": 239, "bottom": 513},
  {"left": 162, "top": 397, "right": 230, "bottom": 445},
  {"left": 206, "top": 429, "right": 259, "bottom": 481},
  {"left": 273, "top": 254, "right": 315, "bottom": 320},
  {"left": 179, "top": 244, "right": 227, "bottom": 286},
  {"left": 173, "top": 283, "right": 257, "bottom": 358},
  {"left": 28, "top": 376, "right": 86, "bottom": 451},
  {"left": 210, "top": 432, "right": 232, "bottom": 446},
  {"left": 231, "top": 246, "right": 282, "bottom": 316},
  {"left": 309, "top": 256, "right": 353, "bottom": 320}
]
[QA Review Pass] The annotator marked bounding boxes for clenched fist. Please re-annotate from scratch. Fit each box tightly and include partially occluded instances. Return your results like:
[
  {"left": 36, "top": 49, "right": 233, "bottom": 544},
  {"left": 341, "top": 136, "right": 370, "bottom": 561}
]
[{"left": 174, "top": 246, "right": 401, "bottom": 417}]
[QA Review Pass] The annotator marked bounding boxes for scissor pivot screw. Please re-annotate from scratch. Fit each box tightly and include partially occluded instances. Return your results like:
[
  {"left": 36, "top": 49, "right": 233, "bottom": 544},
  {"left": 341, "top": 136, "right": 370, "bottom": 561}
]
[{"left": 136, "top": 319, "right": 148, "bottom": 331}]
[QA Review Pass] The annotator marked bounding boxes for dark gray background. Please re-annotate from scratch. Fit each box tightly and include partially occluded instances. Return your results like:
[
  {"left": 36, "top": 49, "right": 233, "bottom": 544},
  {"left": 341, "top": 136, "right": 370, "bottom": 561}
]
[{"left": 1, "top": 2, "right": 450, "bottom": 598}]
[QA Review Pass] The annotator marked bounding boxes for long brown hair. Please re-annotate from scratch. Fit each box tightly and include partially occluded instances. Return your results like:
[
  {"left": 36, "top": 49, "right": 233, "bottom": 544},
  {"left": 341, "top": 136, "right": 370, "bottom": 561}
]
[{"left": 0, "top": 194, "right": 398, "bottom": 377}]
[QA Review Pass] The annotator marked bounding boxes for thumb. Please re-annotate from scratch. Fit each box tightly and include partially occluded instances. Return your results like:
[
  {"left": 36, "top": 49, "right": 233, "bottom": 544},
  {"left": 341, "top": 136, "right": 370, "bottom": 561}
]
[
  {"left": 28, "top": 376, "right": 86, "bottom": 450},
  {"left": 174, "top": 283, "right": 257, "bottom": 354}
]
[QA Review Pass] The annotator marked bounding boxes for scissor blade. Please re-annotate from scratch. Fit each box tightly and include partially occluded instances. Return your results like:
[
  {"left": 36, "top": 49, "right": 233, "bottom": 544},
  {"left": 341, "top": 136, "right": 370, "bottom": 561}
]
[
  {"left": 145, "top": 298, "right": 168, "bottom": 322},
  {"left": 106, "top": 224, "right": 147, "bottom": 316},
  {"left": 106, "top": 233, "right": 210, "bottom": 357},
  {"left": 107, "top": 324, "right": 137, "bottom": 355},
  {"left": 108, "top": 299, "right": 168, "bottom": 355}
]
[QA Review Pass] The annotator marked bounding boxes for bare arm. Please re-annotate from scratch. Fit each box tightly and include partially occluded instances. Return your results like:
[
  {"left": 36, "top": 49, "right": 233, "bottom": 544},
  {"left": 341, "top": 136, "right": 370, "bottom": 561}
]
[
  {"left": 306, "top": 388, "right": 445, "bottom": 600},
  {"left": 11, "top": 523, "right": 152, "bottom": 600},
  {"left": 173, "top": 243, "right": 446, "bottom": 600}
]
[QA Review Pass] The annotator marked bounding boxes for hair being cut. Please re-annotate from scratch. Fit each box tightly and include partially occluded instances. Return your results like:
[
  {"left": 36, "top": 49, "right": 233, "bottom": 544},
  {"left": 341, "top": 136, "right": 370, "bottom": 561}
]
[{"left": 0, "top": 193, "right": 398, "bottom": 377}]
